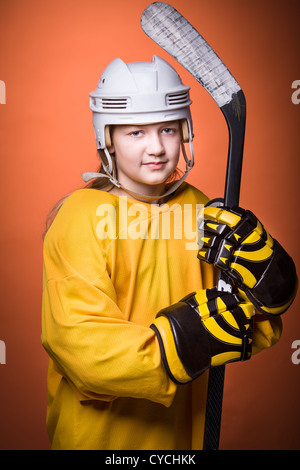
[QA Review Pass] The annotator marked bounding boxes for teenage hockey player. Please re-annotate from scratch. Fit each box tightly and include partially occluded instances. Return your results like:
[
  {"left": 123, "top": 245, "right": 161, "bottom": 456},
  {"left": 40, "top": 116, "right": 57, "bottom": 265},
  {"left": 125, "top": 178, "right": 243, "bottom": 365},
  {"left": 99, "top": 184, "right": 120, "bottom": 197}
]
[{"left": 41, "top": 56, "right": 297, "bottom": 450}]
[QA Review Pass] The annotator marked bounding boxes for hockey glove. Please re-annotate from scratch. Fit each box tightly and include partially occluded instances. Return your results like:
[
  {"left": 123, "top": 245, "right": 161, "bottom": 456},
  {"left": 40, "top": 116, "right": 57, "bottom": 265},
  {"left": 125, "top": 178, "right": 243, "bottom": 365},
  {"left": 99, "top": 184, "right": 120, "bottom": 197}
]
[
  {"left": 151, "top": 288, "right": 254, "bottom": 384},
  {"left": 198, "top": 202, "right": 298, "bottom": 316}
]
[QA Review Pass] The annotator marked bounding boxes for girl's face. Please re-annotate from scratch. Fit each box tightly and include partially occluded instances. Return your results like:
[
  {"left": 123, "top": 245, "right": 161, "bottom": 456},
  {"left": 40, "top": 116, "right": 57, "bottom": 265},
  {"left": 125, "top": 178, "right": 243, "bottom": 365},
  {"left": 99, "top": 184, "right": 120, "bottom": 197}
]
[{"left": 108, "top": 121, "right": 181, "bottom": 198}]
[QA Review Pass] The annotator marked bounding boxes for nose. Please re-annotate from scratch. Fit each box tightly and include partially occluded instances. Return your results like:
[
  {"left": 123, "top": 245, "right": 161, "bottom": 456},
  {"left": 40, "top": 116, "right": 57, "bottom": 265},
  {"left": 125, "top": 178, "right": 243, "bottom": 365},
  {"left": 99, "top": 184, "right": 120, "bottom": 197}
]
[{"left": 146, "top": 131, "right": 165, "bottom": 156}]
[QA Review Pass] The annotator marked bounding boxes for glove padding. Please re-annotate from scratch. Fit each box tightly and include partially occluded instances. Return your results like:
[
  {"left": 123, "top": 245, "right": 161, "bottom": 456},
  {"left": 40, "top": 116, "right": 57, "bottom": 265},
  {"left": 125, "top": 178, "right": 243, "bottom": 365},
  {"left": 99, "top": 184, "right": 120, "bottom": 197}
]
[
  {"left": 198, "top": 202, "right": 298, "bottom": 315},
  {"left": 151, "top": 288, "right": 254, "bottom": 385}
]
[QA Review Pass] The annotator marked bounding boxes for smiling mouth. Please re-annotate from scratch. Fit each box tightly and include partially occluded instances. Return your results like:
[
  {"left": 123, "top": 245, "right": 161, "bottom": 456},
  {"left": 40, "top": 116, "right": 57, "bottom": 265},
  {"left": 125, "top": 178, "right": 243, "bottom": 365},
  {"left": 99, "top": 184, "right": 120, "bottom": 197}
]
[{"left": 143, "top": 161, "right": 167, "bottom": 169}]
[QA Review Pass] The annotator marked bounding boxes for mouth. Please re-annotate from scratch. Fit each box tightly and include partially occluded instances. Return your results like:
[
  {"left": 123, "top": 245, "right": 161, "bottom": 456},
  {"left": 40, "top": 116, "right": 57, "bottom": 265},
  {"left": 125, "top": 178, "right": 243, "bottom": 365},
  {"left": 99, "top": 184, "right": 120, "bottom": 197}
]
[{"left": 143, "top": 161, "right": 167, "bottom": 170}]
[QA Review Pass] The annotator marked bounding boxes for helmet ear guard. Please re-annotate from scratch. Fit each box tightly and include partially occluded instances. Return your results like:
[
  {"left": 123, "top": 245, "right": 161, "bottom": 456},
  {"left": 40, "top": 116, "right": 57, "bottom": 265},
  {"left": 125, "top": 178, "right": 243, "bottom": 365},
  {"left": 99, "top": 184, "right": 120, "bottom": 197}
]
[
  {"left": 180, "top": 119, "right": 191, "bottom": 144},
  {"left": 104, "top": 126, "right": 112, "bottom": 148}
]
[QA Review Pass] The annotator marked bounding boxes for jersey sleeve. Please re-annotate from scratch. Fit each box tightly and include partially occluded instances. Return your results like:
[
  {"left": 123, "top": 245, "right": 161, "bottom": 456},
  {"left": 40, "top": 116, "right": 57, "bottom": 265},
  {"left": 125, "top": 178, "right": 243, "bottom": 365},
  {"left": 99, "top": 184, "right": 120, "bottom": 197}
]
[{"left": 41, "top": 190, "right": 177, "bottom": 406}]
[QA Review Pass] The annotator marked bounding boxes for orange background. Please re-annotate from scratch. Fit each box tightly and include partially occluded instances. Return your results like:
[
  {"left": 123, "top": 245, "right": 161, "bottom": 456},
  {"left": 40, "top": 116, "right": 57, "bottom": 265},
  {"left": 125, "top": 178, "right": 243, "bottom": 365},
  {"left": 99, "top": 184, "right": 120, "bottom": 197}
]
[{"left": 0, "top": 0, "right": 299, "bottom": 450}]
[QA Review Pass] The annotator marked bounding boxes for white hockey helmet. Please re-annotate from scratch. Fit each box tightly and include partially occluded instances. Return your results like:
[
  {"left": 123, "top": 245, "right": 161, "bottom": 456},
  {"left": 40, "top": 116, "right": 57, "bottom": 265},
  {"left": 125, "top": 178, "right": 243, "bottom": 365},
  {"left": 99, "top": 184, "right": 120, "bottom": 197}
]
[
  {"left": 84, "top": 55, "right": 194, "bottom": 198},
  {"left": 90, "top": 55, "right": 193, "bottom": 147}
]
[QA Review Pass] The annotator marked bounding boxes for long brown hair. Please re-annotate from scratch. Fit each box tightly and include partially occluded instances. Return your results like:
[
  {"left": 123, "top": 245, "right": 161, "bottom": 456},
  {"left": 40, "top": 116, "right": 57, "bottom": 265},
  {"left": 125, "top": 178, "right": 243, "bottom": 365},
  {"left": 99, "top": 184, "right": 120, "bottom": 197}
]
[{"left": 43, "top": 150, "right": 111, "bottom": 236}]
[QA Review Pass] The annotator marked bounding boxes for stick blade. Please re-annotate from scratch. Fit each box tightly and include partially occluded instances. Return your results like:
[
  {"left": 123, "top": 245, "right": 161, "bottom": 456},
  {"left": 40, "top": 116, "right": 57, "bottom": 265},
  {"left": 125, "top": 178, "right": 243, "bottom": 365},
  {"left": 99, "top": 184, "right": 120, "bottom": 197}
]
[{"left": 141, "top": 2, "right": 241, "bottom": 108}]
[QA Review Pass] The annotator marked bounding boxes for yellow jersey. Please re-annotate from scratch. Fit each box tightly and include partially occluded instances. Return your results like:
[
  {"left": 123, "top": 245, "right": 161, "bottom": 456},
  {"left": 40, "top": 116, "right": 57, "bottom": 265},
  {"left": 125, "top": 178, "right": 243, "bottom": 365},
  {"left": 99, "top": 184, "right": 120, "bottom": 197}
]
[{"left": 41, "top": 183, "right": 282, "bottom": 449}]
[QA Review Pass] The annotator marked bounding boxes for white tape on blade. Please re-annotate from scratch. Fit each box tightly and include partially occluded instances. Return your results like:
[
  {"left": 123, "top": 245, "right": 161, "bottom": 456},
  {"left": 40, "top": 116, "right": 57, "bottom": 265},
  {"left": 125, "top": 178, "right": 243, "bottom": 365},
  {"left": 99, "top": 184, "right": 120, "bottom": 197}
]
[{"left": 141, "top": 2, "right": 241, "bottom": 108}]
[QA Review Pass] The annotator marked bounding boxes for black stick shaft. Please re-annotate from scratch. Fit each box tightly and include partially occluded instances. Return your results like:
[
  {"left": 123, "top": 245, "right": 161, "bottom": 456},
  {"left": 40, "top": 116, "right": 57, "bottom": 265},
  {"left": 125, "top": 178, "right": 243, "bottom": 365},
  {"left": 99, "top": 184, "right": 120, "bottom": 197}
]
[
  {"left": 222, "top": 89, "right": 247, "bottom": 206},
  {"left": 203, "top": 89, "right": 246, "bottom": 450}
]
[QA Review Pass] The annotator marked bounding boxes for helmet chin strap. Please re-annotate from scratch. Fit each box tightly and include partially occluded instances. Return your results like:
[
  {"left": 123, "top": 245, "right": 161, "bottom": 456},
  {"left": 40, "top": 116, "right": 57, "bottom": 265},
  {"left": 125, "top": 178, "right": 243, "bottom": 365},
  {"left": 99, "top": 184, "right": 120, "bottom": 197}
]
[{"left": 82, "top": 141, "right": 194, "bottom": 203}]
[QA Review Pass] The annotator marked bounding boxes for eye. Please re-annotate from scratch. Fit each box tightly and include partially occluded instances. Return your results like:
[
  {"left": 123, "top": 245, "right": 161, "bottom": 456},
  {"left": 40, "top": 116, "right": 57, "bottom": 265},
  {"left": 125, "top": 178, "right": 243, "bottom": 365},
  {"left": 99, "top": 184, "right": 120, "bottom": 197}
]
[
  {"left": 162, "top": 127, "right": 177, "bottom": 135},
  {"left": 130, "top": 130, "right": 143, "bottom": 137}
]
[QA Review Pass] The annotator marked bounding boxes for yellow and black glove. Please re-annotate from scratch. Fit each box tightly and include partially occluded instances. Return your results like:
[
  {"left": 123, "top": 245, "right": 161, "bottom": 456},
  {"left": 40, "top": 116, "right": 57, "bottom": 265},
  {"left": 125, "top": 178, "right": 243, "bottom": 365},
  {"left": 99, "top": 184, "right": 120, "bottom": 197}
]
[
  {"left": 198, "top": 203, "right": 298, "bottom": 316},
  {"left": 151, "top": 288, "right": 254, "bottom": 384}
]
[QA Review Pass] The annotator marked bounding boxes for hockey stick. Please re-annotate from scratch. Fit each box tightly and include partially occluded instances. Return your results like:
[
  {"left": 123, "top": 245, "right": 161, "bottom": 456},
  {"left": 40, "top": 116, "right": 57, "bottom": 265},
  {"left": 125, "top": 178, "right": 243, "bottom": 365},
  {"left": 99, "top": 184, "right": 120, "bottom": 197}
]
[{"left": 141, "top": 2, "right": 246, "bottom": 450}]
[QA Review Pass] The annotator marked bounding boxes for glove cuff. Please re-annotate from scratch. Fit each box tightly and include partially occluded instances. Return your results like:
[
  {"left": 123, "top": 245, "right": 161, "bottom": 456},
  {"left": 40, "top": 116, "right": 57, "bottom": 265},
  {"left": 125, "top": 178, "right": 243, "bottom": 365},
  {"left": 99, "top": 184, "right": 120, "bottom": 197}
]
[
  {"left": 151, "top": 316, "right": 194, "bottom": 385},
  {"left": 241, "top": 240, "right": 298, "bottom": 315}
]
